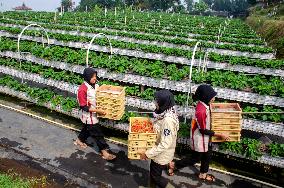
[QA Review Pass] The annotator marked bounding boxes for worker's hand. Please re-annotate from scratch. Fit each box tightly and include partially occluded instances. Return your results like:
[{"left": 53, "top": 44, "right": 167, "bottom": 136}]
[
  {"left": 138, "top": 151, "right": 148, "bottom": 160},
  {"left": 220, "top": 133, "right": 230, "bottom": 141},
  {"left": 96, "top": 109, "right": 106, "bottom": 115},
  {"left": 90, "top": 108, "right": 106, "bottom": 115}
]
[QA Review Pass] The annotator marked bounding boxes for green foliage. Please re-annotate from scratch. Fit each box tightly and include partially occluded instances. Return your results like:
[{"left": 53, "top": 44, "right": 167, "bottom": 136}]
[
  {"left": 0, "top": 54, "right": 283, "bottom": 123},
  {"left": 0, "top": 76, "right": 78, "bottom": 112},
  {"left": 0, "top": 14, "right": 275, "bottom": 55},
  {"left": 59, "top": 0, "right": 73, "bottom": 12},
  {"left": 0, "top": 37, "right": 282, "bottom": 97},
  {"left": 76, "top": 0, "right": 180, "bottom": 11},
  {"left": 268, "top": 143, "right": 284, "bottom": 157},
  {"left": 194, "top": 1, "right": 209, "bottom": 13},
  {"left": 120, "top": 111, "right": 140, "bottom": 123},
  {"left": 0, "top": 172, "right": 47, "bottom": 188},
  {"left": 220, "top": 138, "right": 262, "bottom": 160},
  {"left": 0, "top": 173, "right": 32, "bottom": 188},
  {"left": 211, "top": 0, "right": 250, "bottom": 13},
  {"left": 178, "top": 122, "right": 190, "bottom": 137},
  {"left": 76, "top": 0, "right": 100, "bottom": 11},
  {"left": 243, "top": 106, "right": 284, "bottom": 123}
]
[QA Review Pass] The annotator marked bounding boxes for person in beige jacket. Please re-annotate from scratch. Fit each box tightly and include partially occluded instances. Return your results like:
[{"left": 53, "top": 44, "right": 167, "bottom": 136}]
[{"left": 139, "top": 90, "right": 179, "bottom": 188}]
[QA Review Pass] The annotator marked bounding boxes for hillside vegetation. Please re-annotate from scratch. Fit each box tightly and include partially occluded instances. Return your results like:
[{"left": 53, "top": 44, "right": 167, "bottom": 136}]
[{"left": 246, "top": 3, "right": 284, "bottom": 58}]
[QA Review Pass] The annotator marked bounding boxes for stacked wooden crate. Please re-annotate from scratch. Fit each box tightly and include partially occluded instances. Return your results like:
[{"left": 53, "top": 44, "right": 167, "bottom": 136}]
[
  {"left": 128, "top": 117, "right": 157, "bottom": 159},
  {"left": 96, "top": 85, "right": 125, "bottom": 120},
  {"left": 210, "top": 103, "right": 242, "bottom": 142}
]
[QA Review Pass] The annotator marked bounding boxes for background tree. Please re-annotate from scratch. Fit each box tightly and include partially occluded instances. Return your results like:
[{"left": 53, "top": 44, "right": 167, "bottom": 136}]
[
  {"left": 76, "top": 0, "right": 97, "bottom": 11},
  {"left": 194, "top": 0, "right": 209, "bottom": 13},
  {"left": 74, "top": 0, "right": 252, "bottom": 14},
  {"left": 76, "top": 0, "right": 181, "bottom": 11},
  {"left": 58, "top": 0, "right": 73, "bottom": 12}
]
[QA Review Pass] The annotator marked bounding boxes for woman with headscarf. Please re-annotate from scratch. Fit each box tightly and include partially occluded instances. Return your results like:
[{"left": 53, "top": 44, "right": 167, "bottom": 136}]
[
  {"left": 139, "top": 90, "right": 179, "bottom": 188},
  {"left": 167, "top": 84, "right": 229, "bottom": 182},
  {"left": 74, "top": 67, "right": 116, "bottom": 161}
]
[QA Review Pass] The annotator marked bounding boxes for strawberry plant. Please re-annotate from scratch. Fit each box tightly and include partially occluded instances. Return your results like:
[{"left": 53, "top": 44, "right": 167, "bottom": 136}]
[
  {"left": 178, "top": 123, "right": 190, "bottom": 137},
  {"left": 268, "top": 143, "right": 284, "bottom": 157},
  {"left": 0, "top": 56, "right": 283, "bottom": 123},
  {"left": 61, "top": 97, "right": 78, "bottom": 112},
  {"left": 220, "top": 138, "right": 262, "bottom": 160},
  {"left": 139, "top": 88, "right": 156, "bottom": 100},
  {"left": 241, "top": 138, "right": 262, "bottom": 160}
]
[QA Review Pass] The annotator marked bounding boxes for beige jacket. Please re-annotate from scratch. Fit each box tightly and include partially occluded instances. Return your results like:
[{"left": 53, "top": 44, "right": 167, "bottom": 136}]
[{"left": 145, "top": 111, "right": 179, "bottom": 165}]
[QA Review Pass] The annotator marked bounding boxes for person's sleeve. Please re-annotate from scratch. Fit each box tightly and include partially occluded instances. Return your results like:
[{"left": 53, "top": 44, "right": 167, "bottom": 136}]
[
  {"left": 196, "top": 111, "right": 215, "bottom": 136},
  {"left": 77, "top": 87, "right": 90, "bottom": 112},
  {"left": 145, "top": 118, "right": 176, "bottom": 158}
]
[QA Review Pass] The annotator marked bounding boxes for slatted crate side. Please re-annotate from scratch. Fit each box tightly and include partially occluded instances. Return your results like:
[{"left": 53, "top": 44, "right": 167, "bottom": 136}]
[
  {"left": 128, "top": 117, "right": 157, "bottom": 159},
  {"left": 211, "top": 118, "right": 242, "bottom": 130},
  {"left": 96, "top": 99, "right": 125, "bottom": 107},
  {"left": 211, "top": 113, "right": 241, "bottom": 119},
  {"left": 96, "top": 85, "right": 126, "bottom": 120},
  {"left": 98, "top": 110, "right": 125, "bottom": 120},
  {"left": 97, "top": 85, "right": 125, "bottom": 95},
  {"left": 211, "top": 131, "right": 241, "bottom": 142},
  {"left": 96, "top": 104, "right": 125, "bottom": 113},
  {"left": 128, "top": 140, "right": 156, "bottom": 147},
  {"left": 97, "top": 105, "right": 125, "bottom": 117},
  {"left": 212, "top": 125, "right": 241, "bottom": 131},
  {"left": 96, "top": 85, "right": 125, "bottom": 104},
  {"left": 128, "top": 146, "right": 156, "bottom": 159},
  {"left": 210, "top": 103, "right": 242, "bottom": 112},
  {"left": 96, "top": 94, "right": 124, "bottom": 102},
  {"left": 211, "top": 122, "right": 242, "bottom": 129},
  {"left": 210, "top": 103, "right": 242, "bottom": 119},
  {"left": 210, "top": 103, "right": 242, "bottom": 138},
  {"left": 128, "top": 152, "right": 142, "bottom": 160},
  {"left": 128, "top": 147, "right": 148, "bottom": 153},
  {"left": 211, "top": 118, "right": 241, "bottom": 125},
  {"left": 111, "top": 110, "right": 125, "bottom": 120},
  {"left": 128, "top": 133, "right": 157, "bottom": 140},
  {"left": 96, "top": 96, "right": 125, "bottom": 103},
  {"left": 128, "top": 141, "right": 156, "bottom": 159}
]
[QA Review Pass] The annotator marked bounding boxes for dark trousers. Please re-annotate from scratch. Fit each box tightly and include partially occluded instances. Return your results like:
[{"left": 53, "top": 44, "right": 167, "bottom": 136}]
[
  {"left": 175, "top": 147, "right": 212, "bottom": 173},
  {"left": 150, "top": 160, "right": 169, "bottom": 188},
  {"left": 78, "top": 124, "right": 109, "bottom": 151}
]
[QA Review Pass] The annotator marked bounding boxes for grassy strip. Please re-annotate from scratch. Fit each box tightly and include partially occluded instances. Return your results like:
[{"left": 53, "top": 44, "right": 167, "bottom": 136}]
[{"left": 0, "top": 171, "right": 46, "bottom": 188}]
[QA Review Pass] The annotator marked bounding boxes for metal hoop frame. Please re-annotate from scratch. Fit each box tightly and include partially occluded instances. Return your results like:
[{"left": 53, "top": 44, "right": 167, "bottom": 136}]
[
  {"left": 17, "top": 24, "right": 50, "bottom": 83},
  {"left": 86, "top": 33, "right": 113, "bottom": 67},
  {"left": 184, "top": 41, "right": 201, "bottom": 122}
]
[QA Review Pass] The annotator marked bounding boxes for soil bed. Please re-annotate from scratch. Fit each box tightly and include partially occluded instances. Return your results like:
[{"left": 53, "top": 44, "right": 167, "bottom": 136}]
[{"left": 0, "top": 151, "right": 80, "bottom": 188}]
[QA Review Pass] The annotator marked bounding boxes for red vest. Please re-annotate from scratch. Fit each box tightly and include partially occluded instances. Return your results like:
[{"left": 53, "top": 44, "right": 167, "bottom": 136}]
[
  {"left": 77, "top": 82, "right": 99, "bottom": 125},
  {"left": 190, "top": 101, "right": 210, "bottom": 152}
]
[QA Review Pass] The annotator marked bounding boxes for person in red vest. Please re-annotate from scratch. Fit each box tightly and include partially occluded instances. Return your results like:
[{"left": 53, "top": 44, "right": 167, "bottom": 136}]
[
  {"left": 167, "top": 84, "right": 229, "bottom": 182},
  {"left": 74, "top": 67, "right": 116, "bottom": 161}
]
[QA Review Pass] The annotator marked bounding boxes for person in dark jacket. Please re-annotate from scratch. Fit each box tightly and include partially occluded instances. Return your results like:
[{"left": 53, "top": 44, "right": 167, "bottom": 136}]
[
  {"left": 167, "top": 84, "right": 229, "bottom": 182},
  {"left": 74, "top": 67, "right": 116, "bottom": 161}
]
